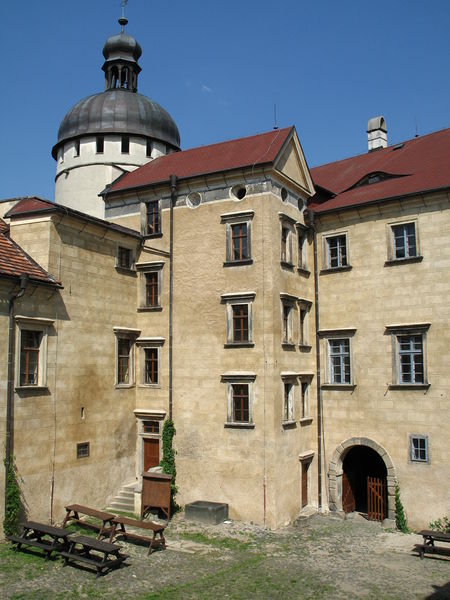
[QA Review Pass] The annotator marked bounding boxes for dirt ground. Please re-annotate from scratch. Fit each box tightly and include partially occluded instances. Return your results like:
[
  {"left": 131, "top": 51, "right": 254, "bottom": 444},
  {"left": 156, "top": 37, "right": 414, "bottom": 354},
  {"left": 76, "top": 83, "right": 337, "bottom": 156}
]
[{"left": 1, "top": 512, "right": 449, "bottom": 599}]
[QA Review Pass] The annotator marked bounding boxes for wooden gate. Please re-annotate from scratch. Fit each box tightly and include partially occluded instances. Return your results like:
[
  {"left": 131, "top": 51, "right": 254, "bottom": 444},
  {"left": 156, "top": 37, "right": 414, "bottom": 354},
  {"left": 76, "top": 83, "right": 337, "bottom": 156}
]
[
  {"left": 367, "top": 476, "right": 385, "bottom": 521},
  {"left": 342, "top": 472, "right": 355, "bottom": 513}
]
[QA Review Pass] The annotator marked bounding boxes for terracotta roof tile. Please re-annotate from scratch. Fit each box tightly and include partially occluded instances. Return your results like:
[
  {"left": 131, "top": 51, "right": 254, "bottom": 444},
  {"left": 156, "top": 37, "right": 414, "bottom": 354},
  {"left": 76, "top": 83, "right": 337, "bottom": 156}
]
[
  {"left": 309, "top": 128, "right": 450, "bottom": 213},
  {"left": 107, "top": 127, "right": 294, "bottom": 193}
]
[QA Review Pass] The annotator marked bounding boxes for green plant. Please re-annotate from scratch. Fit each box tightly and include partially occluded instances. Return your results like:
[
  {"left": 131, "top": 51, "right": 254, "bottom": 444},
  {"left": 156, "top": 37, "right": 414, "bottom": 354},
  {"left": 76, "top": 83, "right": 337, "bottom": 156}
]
[
  {"left": 3, "top": 458, "right": 23, "bottom": 537},
  {"left": 395, "top": 485, "right": 409, "bottom": 533},
  {"left": 429, "top": 516, "right": 450, "bottom": 533},
  {"left": 160, "top": 418, "right": 179, "bottom": 514}
]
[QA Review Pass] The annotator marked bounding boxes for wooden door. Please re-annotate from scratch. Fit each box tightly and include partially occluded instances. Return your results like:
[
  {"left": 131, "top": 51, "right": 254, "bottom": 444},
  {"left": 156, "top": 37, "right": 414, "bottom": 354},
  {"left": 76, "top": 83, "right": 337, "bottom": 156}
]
[
  {"left": 143, "top": 438, "right": 160, "bottom": 471},
  {"left": 301, "top": 461, "right": 309, "bottom": 508},
  {"left": 342, "top": 472, "right": 356, "bottom": 513},
  {"left": 367, "top": 476, "right": 385, "bottom": 521}
]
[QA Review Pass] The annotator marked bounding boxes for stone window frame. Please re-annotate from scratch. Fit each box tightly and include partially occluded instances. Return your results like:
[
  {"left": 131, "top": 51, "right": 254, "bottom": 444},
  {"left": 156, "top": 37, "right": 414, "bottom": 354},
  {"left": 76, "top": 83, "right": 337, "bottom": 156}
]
[
  {"left": 321, "top": 231, "right": 352, "bottom": 273},
  {"left": 136, "top": 261, "right": 164, "bottom": 312},
  {"left": 113, "top": 327, "right": 140, "bottom": 388},
  {"left": 298, "top": 298, "right": 312, "bottom": 350},
  {"left": 280, "top": 373, "right": 298, "bottom": 427},
  {"left": 221, "top": 372, "right": 256, "bottom": 429},
  {"left": 409, "top": 434, "right": 429, "bottom": 463},
  {"left": 221, "top": 210, "right": 254, "bottom": 267},
  {"left": 15, "top": 316, "right": 54, "bottom": 391},
  {"left": 385, "top": 218, "right": 422, "bottom": 265},
  {"left": 295, "top": 222, "right": 310, "bottom": 274},
  {"left": 280, "top": 293, "right": 298, "bottom": 348},
  {"left": 221, "top": 292, "right": 255, "bottom": 348},
  {"left": 319, "top": 328, "right": 356, "bottom": 389},
  {"left": 385, "top": 323, "right": 430, "bottom": 390},
  {"left": 136, "top": 337, "right": 165, "bottom": 389},
  {"left": 279, "top": 213, "right": 296, "bottom": 269},
  {"left": 299, "top": 374, "right": 314, "bottom": 423}
]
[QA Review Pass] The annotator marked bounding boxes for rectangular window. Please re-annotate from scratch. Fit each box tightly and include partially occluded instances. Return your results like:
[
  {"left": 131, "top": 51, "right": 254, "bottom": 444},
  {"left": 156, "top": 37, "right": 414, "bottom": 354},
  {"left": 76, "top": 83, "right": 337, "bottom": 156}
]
[
  {"left": 231, "top": 223, "right": 249, "bottom": 261},
  {"left": 96, "top": 136, "right": 104, "bottom": 154},
  {"left": 281, "top": 226, "right": 289, "bottom": 263},
  {"left": 222, "top": 292, "right": 255, "bottom": 346},
  {"left": 145, "top": 272, "right": 159, "bottom": 307},
  {"left": 77, "top": 442, "right": 90, "bottom": 459},
  {"left": 297, "top": 228, "right": 308, "bottom": 270},
  {"left": 117, "top": 246, "right": 133, "bottom": 270},
  {"left": 299, "top": 304, "right": 310, "bottom": 347},
  {"left": 146, "top": 201, "right": 161, "bottom": 235},
  {"left": 410, "top": 435, "right": 428, "bottom": 462},
  {"left": 301, "top": 381, "right": 309, "bottom": 419},
  {"left": 74, "top": 140, "right": 80, "bottom": 157},
  {"left": 283, "top": 382, "right": 294, "bottom": 422},
  {"left": 121, "top": 135, "right": 130, "bottom": 154},
  {"left": 143, "top": 420, "right": 159, "bottom": 434},
  {"left": 329, "top": 338, "right": 351, "bottom": 384},
  {"left": 392, "top": 223, "right": 417, "bottom": 259},
  {"left": 117, "top": 338, "right": 132, "bottom": 384},
  {"left": 232, "top": 384, "right": 249, "bottom": 423},
  {"left": 397, "top": 334, "right": 424, "bottom": 384},
  {"left": 232, "top": 304, "right": 249, "bottom": 342},
  {"left": 282, "top": 303, "right": 294, "bottom": 345},
  {"left": 144, "top": 348, "right": 158, "bottom": 384},
  {"left": 325, "top": 234, "right": 348, "bottom": 268},
  {"left": 20, "top": 330, "right": 41, "bottom": 386},
  {"left": 146, "top": 139, "right": 152, "bottom": 157}
]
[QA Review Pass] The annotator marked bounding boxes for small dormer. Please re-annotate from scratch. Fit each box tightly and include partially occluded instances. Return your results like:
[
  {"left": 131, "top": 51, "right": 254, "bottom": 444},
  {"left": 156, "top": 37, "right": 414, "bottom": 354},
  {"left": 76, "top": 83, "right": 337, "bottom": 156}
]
[{"left": 367, "top": 116, "right": 387, "bottom": 152}]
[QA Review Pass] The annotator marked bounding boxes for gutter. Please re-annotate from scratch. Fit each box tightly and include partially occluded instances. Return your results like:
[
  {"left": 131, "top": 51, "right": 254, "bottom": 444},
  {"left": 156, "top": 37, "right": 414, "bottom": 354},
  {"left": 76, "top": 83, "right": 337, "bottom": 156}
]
[
  {"left": 168, "top": 175, "right": 177, "bottom": 420},
  {"left": 5, "top": 274, "right": 29, "bottom": 517}
]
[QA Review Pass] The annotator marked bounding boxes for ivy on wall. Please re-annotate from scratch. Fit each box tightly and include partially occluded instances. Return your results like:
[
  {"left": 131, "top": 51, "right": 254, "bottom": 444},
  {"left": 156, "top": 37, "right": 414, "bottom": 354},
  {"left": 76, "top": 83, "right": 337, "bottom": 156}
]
[
  {"left": 160, "top": 419, "right": 180, "bottom": 514},
  {"left": 3, "top": 458, "right": 22, "bottom": 537}
]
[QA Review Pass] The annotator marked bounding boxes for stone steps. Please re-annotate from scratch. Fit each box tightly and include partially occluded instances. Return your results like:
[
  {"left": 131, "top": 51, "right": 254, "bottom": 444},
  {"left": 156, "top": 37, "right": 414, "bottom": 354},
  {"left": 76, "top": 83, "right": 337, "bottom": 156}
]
[{"left": 107, "top": 481, "right": 137, "bottom": 514}]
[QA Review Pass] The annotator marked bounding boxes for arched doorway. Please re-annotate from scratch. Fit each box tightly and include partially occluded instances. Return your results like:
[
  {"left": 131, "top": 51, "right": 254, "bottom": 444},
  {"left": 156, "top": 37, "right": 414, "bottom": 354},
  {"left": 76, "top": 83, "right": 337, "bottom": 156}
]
[
  {"left": 328, "top": 437, "right": 396, "bottom": 523},
  {"left": 342, "top": 446, "right": 387, "bottom": 520}
]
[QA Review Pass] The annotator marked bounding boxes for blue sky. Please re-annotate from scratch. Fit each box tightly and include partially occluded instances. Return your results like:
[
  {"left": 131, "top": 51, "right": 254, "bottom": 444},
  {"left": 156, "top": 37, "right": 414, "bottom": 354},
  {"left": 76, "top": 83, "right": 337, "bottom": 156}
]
[{"left": 2, "top": 0, "right": 449, "bottom": 201}]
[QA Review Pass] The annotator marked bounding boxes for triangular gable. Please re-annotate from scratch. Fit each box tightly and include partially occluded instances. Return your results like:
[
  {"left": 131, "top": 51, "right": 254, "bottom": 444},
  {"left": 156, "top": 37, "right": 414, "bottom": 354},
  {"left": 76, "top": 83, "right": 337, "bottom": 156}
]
[{"left": 274, "top": 131, "right": 315, "bottom": 197}]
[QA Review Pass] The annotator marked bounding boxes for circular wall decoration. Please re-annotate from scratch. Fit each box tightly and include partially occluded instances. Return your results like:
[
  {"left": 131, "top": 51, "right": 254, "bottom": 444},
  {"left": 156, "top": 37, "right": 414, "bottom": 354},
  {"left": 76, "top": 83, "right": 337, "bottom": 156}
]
[
  {"left": 281, "top": 187, "right": 288, "bottom": 202},
  {"left": 230, "top": 184, "right": 247, "bottom": 200},
  {"left": 186, "top": 191, "right": 201, "bottom": 208}
]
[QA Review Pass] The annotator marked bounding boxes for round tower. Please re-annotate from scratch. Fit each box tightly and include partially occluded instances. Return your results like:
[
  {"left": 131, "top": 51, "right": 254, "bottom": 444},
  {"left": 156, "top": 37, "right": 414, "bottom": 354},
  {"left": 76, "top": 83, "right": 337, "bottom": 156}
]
[{"left": 52, "top": 17, "right": 180, "bottom": 218}]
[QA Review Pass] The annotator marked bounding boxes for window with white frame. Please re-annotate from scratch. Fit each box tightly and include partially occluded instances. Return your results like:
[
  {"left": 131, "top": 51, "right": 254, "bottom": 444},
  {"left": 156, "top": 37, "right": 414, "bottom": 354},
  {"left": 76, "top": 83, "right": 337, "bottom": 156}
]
[
  {"left": 136, "top": 337, "right": 164, "bottom": 387},
  {"left": 319, "top": 329, "right": 356, "bottom": 386},
  {"left": 221, "top": 292, "right": 255, "bottom": 346},
  {"left": 221, "top": 373, "right": 256, "bottom": 427},
  {"left": 15, "top": 316, "right": 53, "bottom": 389},
  {"left": 296, "top": 224, "right": 309, "bottom": 271},
  {"left": 221, "top": 211, "right": 254, "bottom": 265},
  {"left": 114, "top": 327, "right": 140, "bottom": 387},
  {"left": 410, "top": 435, "right": 428, "bottom": 463},
  {"left": 389, "top": 221, "right": 419, "bottom": 261},
  {"left": 136, "top": 262, "right": 164, "bottom": 310},
  {"left": 323, "top": 233, "right": 349, "bottom": 269},
  {"left": 386, "top": 324, "right": 429, "bottom": 387},
  {"left": 298, "top": 300, "right": 312, "bottom": 348}
]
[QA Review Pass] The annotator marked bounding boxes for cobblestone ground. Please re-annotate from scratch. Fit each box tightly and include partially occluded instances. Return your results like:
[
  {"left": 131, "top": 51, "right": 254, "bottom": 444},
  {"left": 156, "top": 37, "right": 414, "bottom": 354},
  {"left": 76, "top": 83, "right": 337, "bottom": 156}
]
[{"left": 1, "top": 513, "right": 449, "bottom": 599}]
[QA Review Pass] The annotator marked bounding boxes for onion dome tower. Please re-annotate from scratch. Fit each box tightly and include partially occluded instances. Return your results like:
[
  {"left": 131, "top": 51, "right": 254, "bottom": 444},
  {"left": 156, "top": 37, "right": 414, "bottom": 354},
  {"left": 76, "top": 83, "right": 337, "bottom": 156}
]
[{"left": 52, "top": 16, "right": 180, "bottom": 218}]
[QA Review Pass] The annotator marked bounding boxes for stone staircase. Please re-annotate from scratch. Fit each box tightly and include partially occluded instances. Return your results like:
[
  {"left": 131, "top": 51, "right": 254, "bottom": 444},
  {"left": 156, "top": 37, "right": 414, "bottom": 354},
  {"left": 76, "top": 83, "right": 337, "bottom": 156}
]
[{"left": 107, "top": 481, "right": 137, "bottom": 514}]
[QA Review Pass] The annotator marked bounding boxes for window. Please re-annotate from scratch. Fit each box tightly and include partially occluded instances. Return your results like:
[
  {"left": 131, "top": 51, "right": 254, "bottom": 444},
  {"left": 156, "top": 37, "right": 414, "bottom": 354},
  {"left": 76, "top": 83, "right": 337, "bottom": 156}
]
[
  {"left": 146, "top": 201, "right": 161, "bottom": 236},
  {"left": 388, "top": 221, "right": 419, "bottom": 261},
  {"left": 144, "top": 348, "right": 158, "bottom": 384},
  {"left": 329, "top": 339, "right": 351, "bottom": 384},
  {"left": 221, "top": 211, "right": 254, "bottom": 266},
  {"left": 74, "top": 140, "right": 80, "bottom": 157},
  {"left": 116, "top": 245, "right": 134, "bottom": 270},
  {"left": 16, "top": 317, "right": 53, "bottom": 389},
  {"left": 20, "top": 330, "right": 41, "bottom": 386},
  {"left": 136, "top": 262, "right": 164, "bottom": 311},
  {"left": 301, "top": 380, "right": 310, "bottom": 419},
  {"left": 298, "top": 300, "right": 312, "bottom": 348},
  {"left": 283, "top": 382, "right": 294, "bottom": 422},
  {"left": 319, "top": 328, "right": 356, "bottom": 387},
  {"left": 222, "top": 373, "right": 256, "bottom": 427},
  {"left": 280, "top": 294, "right": 297, "bottom": 346},
  {"left": 324, "top": 234, "right": 348, "bottom": 269},
  {"left": 146, "top": 139, "right": 152, "bottom": 157},
  {"left": 279, "top": 214, "right": 296, "bottom": 266},
  {"left": 296, "top": 224, "right": 308, "bottom": 271},
  {"left": 387, "top": 324, "right": 429, "bottom": 387},
  {"left": 143, "top": 420, "right": 159, "bottom": 434},
  {"left": 136, "top": 337, "right": 164, "bottom": 387},
  {"left": 114, "top": 327, "right": 140, "bottom": 387},
  {"left": 96, "top": 136, "right": 104, "bottom": 154},
  {"left": 222, "top": 292, "right": 255, "bottom": 346},
  {"left": 77, "top": 442, "right": 90, "bottom": 459},
  {"left": 410, "top": 435, "right": 428, "bottom": 463},
  {"left": 121, "top": 135, "right": 130, "bottom": 154}
]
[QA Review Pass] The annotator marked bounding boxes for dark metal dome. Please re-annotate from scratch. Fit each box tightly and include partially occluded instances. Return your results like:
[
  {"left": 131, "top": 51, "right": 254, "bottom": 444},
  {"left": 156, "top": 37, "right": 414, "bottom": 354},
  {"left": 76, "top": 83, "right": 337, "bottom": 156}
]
[
  {"left": 102, "top": 32, "right": 142, "bottom": 62},
  {"left": 52, "top": 89, "right": 180, "bottom": 158}
]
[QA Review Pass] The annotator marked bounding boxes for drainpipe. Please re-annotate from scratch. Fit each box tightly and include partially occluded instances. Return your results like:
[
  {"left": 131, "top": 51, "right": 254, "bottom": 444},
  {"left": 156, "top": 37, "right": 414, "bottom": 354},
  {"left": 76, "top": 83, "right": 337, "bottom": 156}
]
[
  {"left": 168, "top": 175, "right": 177, "bottom": 421},
  {"left": 5, "top": 274, "right": 29, "bottom": 516}
]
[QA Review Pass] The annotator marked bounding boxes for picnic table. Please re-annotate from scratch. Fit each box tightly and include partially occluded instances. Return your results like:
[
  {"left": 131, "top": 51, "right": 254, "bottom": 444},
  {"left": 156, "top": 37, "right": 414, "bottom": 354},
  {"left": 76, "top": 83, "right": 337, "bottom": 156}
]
[
  {"left": 62, "top": 504, "right": 116, "bottom": 539},
  {"left": 60, "top": 534, "right": 128, "bottom": 577},
  {"left": 110, "top": 515, "right": 166, "bottom": 555},
  {"left": 7, "top": 521, "right": 70, "bottom": 559},
  {"left": 416, "top": 529, "right": 450, "bottom": 559}
]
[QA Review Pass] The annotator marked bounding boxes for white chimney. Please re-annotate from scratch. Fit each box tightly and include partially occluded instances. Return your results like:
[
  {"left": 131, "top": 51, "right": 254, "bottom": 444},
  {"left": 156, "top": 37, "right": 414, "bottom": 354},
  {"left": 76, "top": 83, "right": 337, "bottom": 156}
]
[{"left": 367, "top": 116, "right": 387, "bottom": 151}]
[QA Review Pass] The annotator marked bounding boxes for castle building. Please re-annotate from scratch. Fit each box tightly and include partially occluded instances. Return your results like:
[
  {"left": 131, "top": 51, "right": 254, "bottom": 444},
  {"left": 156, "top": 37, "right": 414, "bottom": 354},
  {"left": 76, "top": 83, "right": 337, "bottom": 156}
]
[{"left": 0, "top": 17, "right": 449, "bottom": 530}]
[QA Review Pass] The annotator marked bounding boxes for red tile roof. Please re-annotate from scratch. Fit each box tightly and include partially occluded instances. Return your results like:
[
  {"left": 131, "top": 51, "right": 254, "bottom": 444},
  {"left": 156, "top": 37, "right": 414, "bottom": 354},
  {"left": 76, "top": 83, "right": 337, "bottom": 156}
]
[
  {"left": 0, "top": 226, "right": 61, "bottom": 286},
  {"left": 107, "top": 127, "right": 294, "bottom": 193},
  {"left": 309, "top": 128, "right": 450, "bottom": 213}
]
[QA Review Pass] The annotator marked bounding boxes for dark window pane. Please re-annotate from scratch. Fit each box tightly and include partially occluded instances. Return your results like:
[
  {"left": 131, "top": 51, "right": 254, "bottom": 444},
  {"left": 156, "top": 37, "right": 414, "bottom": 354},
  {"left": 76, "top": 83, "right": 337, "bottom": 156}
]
[
  {"left": 232, "top": 384, "right": 249, "bottom": 422},
  {"left": 144, "top": 348, "right": 158, "bottom": 384},
  {"left": 146, "top": 201, "right": 161, "bottom": 235},
  {"left": 145, "top": 272, "right": 159, "bottom": 306}
]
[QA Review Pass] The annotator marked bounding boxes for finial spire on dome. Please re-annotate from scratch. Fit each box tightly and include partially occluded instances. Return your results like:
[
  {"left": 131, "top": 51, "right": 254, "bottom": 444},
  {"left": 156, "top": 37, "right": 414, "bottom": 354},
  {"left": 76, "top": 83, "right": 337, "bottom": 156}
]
[{"left": 119, "top": 0, "right": 128, "bottom": 32}]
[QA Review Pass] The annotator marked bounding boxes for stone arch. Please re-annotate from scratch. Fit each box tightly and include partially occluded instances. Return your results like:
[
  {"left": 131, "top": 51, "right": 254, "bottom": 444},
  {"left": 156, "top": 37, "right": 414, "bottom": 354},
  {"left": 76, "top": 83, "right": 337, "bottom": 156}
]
[{"left": 328, "top": 437, "right": 396, "bottom": 521}]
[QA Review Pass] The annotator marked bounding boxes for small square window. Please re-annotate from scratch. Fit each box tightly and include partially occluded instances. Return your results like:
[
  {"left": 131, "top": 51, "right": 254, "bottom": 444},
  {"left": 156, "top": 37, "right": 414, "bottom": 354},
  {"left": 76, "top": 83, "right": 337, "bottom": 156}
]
[
  {"left": 77, "top": 442, "right": 90, "bottom": 459},
  {"left": 143, "top": 420, "right": 159, "bottom": 434},
  {"left": 117, "top": 246, "right": 134, "bottom": 270},
  {"left": 146, "top": 201, "right": 161, "bottom": 236},
  {"left": 121, "top": 136, "right": 130, "bottom": 154},
  {"left": 410, "top": 435, "right": 428, "bottom": 462},
  {"left": 96, "top": 136, "right": 104, "bottom": 154},
  {"left": 324, "top": 234, "right": 348, "bottom": 269}
]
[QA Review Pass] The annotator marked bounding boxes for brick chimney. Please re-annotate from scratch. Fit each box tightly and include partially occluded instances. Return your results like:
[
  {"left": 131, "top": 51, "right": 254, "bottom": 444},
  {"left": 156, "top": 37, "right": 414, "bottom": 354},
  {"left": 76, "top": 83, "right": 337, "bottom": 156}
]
[{"left": 367, "top": 116, "right": 387, "bottom": 151}]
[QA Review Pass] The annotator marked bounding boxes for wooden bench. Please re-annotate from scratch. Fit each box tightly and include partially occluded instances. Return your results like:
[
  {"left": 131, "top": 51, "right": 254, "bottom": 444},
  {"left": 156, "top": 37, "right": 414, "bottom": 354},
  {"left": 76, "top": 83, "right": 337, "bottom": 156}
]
[
  {"left": 416, "top": 530, "right": 450, "bottom": 559},
  {"left": 7, "top": 521, "right": 70, "bottom": 559},
  {"left": 62, "top": 504, "right": 116, "bottom": 539},
  {"left": 60, "top": 534, "right": 128, "bottom": 577},
  {"left": 110, "top": 516, "right": 166, "bottom": 555}
]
